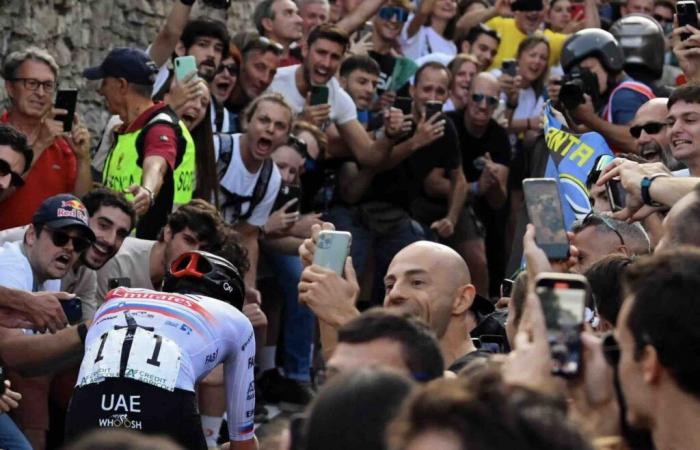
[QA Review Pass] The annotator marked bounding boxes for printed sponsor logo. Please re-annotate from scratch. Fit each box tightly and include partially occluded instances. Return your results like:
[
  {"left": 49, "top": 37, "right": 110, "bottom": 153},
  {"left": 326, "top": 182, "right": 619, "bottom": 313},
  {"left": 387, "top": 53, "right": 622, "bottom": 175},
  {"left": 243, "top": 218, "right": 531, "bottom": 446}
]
[
  {"left": 246, "top": 381, "right": 255, "bottom": 401},
  {"left": 98, "top": 414, "right": 143, "bottom": 430},
  {"left": 101, "top": 394, "right": 141, "bottom": 413},
  {"left": 205, "top": 349, "right": 219, "bottom": 364},
  {"left": 241, "top": 332, "right": 253, "bottom": 351},
  {"left": 248, "top": 356, "right": 255, "bottom": 369}
]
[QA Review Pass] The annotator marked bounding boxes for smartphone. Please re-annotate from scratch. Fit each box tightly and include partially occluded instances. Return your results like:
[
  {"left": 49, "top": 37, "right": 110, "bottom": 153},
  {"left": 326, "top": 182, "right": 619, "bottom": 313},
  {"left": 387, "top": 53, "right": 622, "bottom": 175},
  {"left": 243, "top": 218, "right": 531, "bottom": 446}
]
[
  {"left": 62, "top": 297, "right": 83, "bottom": 325},
  {"left": 523, "top": 178, "right": 570, "bottom": 261},
  {"left": 501, "top": 59, "right": 518, "bottom": 77},
  {"left": 54, "top": 89, "right": 78, "bottom": 132},
  {"left": 569, "top": 2, "right": 585, "bottom": 19},
  {"left": 606, "top": 179, "right": 626, "bottom": 212},
  {"left": 425, "top": 100, "right": 443, "bottom": 120},
  {"left": 108, "top": 277, "right": 132, "bottom": 290},
  {"left": 394, "top": 96, "right": 413, "bottom": 116},
  {"left": 175, "top": 55, "right": 198, "bottom": 81},
  {"left": 677, "top": 1, "right": 699, "bottom": 40},
  {"left": 310, "top": 85, "right": 329, "bottom": 105},
  {"left": 273, "top": 184, "right": 302, "bottom": 213},
  {"left": 535, "top": 273, "right": 589, "bottom": 378},
  {"left": 313, "top": 231, "right": 352, "bottom": 276},
  {"left": 500, "top": 278, "right": 514, "bottom": 298}
]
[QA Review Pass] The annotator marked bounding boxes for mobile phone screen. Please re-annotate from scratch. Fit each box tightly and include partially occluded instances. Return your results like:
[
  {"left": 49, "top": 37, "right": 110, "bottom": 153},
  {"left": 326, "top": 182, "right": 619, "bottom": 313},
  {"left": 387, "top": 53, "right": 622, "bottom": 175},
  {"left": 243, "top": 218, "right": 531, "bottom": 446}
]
[
  {"left": 606, "top": 179, "right": 626, "bottom": 211},
  {"left": 310, "top": 85, "right": 329, "bottom": 105},
  {"left": 536, "top": 281, "right": 586, "bottom": 377},
  {"left": 425, "top": 101, "right": 443, "bottom": 120},
  {"left": 55, "top": 89, "right": 78, "bottom": 132},
  {"left": 523, "top": 178, "right": 570, "bottom": 260}
]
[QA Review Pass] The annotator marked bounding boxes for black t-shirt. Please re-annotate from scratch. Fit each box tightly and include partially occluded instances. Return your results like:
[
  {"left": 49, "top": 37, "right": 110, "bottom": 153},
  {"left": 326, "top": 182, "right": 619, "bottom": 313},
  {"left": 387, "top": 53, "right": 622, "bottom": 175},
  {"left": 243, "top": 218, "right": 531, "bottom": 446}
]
[
  {"left": 360, "top": 116, "right": 461, "bottom": 210},
  {"left": 446, "top": 110, "right": 511, "bottom": 182}
]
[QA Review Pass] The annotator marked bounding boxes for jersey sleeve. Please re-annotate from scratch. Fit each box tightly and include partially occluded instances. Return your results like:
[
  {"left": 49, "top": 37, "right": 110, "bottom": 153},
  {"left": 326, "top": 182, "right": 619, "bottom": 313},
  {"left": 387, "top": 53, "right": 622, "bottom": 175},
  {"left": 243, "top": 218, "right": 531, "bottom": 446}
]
[{"left": 224, "top": 317, "right": 256, "bottom": 442}]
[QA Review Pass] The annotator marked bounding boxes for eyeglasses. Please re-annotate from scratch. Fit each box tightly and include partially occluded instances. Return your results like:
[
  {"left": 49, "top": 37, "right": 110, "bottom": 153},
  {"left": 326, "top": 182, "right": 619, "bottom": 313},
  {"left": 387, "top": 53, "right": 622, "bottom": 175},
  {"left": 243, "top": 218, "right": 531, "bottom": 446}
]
[
  {"left": 0, "top": 159, "right": 24, "bottom": 188},
  {"left": 378, "top": 6, "right": 410, "bottom": 22},
  {"left": 242, "top": 36, "right": 284, "bottom": 56},
  {"left": 44, "top": 227, "right": 93, "bottom": 252},
  {"left": 629, "top": 121, "right": 666, "bottom": 139},
  {"left": 288, "top": 134, "right": 309, "bottom": 159},
  {"left": 602, "top": 333, "right": 620, "bottom": 367},
  {"left": 11, "top": 78, "right": 56, "bottom": 93},
  {"left": 582, "top": 212, "right": 626, "bottom": 247},
  {"left": 471, "top": 93, "right": 499, "bottom": 108},
  {"left": 217, "top": 63, "right": 238, "bottom": 76}
]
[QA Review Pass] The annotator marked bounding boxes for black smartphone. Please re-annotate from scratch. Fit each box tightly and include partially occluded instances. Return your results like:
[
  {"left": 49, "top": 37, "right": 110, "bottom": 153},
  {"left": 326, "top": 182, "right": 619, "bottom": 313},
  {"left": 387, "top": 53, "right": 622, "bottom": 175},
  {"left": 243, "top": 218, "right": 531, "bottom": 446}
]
[
  {"left": 310, "top": 85, "right": 329, "bottom": 105},
  {"left": 500, "top": 278, "right": 514, "bottom": 298},
  {"left": 501, "top": 59, "right": 518, "bottom": 77},
  {"left": 677, "top": 1, "right": 700, "bottom": 40},
  {"left": 522, "top": 178, "right": 570, "bottom": 261},
  {"left": 606, "top": 179, "right": 626, "bottom": 212},
  {"left": 424, "top": 100, "right": 443, "bottom": 120},
  {"left": 54, "top": 89, "right": 78, "bottom": 132},
  {"left": 289, "top": 414, "right": 307, "bottom": 450},
  {"left": 62, "top": 297, "right": 83, "bottom": 325},
  {"left": 273, "top": 184, "right": 302, "bottom": 213},
  {"left": 535, "top": 273, "right": 589, "bottom": 378},
  {"left": 394, "top": 96, "right": 413, "bottom": 116},
  {"left": 108, "top": 277, "right": 131, "bottom": 290}
]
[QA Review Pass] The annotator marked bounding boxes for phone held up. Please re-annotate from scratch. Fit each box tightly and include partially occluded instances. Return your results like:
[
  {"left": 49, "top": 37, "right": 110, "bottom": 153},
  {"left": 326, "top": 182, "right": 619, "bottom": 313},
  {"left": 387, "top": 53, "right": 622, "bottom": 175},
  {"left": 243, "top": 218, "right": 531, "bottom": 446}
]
[
  {"left": 310, "top": 85, "right": 330, "bottom": 106},
  {"left": 174, "top": 56, "right": 198, "bottom": 82},
  {"left": 501, "top": 59, "right": 518, "bottom": 77},
  {"left": 55, "top": 89, "right": 78, "bottom": 132},
  {"left": 594, "top": 155, "right": 625, "bottom": 211},
  {"left": 535, "top": 273, "right": 589, "bottom": 378},
  {"left": 522, "top": 178, "right": 570, "bottom": 261},
  {"left": 677, "top": 0, "right": 700, "bottom": 40},
  {"left": 313, "top": 231, "right": 352, "bottom": 276}
]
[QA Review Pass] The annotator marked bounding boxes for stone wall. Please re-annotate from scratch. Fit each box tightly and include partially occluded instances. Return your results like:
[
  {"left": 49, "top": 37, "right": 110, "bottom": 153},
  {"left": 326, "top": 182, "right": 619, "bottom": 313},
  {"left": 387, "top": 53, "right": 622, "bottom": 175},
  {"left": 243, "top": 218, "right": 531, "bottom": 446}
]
[{"left": 0, "top": 0, "right": 258, "bottom": 135}]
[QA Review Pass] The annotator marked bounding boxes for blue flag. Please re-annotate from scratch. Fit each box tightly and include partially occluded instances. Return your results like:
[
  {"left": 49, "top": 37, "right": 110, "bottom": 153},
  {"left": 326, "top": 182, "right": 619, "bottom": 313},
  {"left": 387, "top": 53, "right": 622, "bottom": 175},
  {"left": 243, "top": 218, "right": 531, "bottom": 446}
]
[{"left": 542, "top": 102, "right": 614, "bottom": 229}]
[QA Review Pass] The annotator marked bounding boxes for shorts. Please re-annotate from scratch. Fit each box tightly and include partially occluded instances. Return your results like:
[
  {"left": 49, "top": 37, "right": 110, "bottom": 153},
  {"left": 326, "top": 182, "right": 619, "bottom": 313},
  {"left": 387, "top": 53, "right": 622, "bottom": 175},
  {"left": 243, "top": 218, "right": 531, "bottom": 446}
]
[
  {"left": 410, "top": 197, "right": 485, "bottom": 246},
  {"left": 65, "top": 377, "right": 206, "bottom": 450}
]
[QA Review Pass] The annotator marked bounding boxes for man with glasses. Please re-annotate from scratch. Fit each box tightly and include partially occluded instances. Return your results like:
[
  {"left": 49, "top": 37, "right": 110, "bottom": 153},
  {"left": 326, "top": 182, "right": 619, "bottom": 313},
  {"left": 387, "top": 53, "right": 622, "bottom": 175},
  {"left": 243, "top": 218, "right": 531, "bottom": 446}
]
[
  {"left": 629, "top": 98, "right": 679, "bottom": 168},
  {"left": 570, "top": 213, "right": 650, "bottom": 273},
  {"left": 447, "top": 72, "right": 510, "bottom": 295},
  {"left": 0, "top": 47, "right": 93, "bottom": 231}
]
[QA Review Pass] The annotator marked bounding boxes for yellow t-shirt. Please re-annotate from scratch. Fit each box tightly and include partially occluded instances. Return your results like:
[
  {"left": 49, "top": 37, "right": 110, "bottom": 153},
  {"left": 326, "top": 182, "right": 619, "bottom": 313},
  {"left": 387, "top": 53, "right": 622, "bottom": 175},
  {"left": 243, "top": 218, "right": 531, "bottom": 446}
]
[{"left": 485, "top": 16, "right": 567, "bottom": 69}]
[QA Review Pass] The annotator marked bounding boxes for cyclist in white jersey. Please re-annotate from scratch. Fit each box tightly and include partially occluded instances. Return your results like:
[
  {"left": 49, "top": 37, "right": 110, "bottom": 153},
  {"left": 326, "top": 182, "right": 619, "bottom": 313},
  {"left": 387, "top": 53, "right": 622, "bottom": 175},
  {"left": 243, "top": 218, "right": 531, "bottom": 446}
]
[{"left": 65, "top": 251, "right": 257, "bottom": 450}]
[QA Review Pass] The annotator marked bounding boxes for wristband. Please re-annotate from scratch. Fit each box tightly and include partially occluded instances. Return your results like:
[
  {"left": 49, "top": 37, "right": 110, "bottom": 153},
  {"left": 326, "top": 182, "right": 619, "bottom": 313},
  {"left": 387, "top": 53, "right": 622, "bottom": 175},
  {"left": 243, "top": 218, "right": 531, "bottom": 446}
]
[
  {"left": 640, "top": 173, "right": 669, "bottom": 207},
  {"left": 180, "top": 0, "right": 195, "bottom": 5},
  {"left": 142, "top": 186, "right": 156, "bottom": 207},
  {"left": 77, "top": 323, "right": 88, "bottom": 345}
]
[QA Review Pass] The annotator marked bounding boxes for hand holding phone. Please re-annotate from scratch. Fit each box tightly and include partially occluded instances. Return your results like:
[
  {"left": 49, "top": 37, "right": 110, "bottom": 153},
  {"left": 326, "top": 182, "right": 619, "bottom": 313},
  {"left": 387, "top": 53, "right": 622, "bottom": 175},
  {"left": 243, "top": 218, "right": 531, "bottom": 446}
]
[
  {"left": 54, "top": 89, "right": 78, "bottom": 132},
  {"left": 424, "top": 100, "right": 443, "bottom": 120},
  {"left": 677, "top": 1, "right": 700, "bottom": 40},
  {"left": 175, "top": 56, "right": 198, "bottom": 81},
  {"left": 310, "top": 85, "right": 329, "bottom": 105},
  {"left": 501, "top": 59, "right": 518, "bottom": 77},
  {"left": 313, "top": 231, "right": 352, "bottom": 276},
  {"left": 61, "top": 297, "right": 83, "bottom": 325},
  {"left": 523, "top": 178, "right": 570, "bottom": 261}
]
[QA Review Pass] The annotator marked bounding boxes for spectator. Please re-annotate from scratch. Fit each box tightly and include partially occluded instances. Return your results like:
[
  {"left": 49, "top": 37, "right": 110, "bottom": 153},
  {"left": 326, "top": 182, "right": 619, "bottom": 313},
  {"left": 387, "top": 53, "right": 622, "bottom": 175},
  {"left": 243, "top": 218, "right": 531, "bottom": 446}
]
[
  {"left": 0, "top": 47, "right": 92, "bottom": 230},
  {"left": 667, "top": 84, "right": 700, "bottom": 176},
  {"left": 447, "top": 72, "right": 510, "bottom": 295},
  {"left": 629, "top": 98, "right": 678, "bottom": 167},
  {"left": 620, "top": 0, "right": 654, "bottom": 16},
  {"left": 546, "top": 0, "right": 585, "bottom": 34},
  {"left": 303, "top": 368, "right": 414, "bottom": 450},
  {"left": 445, "top": 54, "right": 479, "bottom": 112},
  {"left": 455, "top": 24, "right": 500, "bottom": 72},
  {"left": 298, "top": 0, "right": 331, "bottom": 39},
  {"left": 616, "top": 249, "right": 700, "bottom": 450},
  {"left": 338, "top": 55, "right": 381, "bottom": 128},
  {"left": 584, "top": 254, "right": 632, "bottom": 330},
  {"left": 254, "top": 0, "right": 304, "bottom": 67},
  {"left": 211, "top": 44, "right": 242, "bottom": 132},
  {"left": 85, "top": 48, "right": 195, "bottom": 240},
  {"left": 327, "top": 309, "right": 444, "bottom": 382},
  {"left": 0, "top": 124, "right": 32, "bottom": 200},
  {"left": 401, "top": 0, "right": 458, "bottom": 61},
  {"left": 656, "top": 184, "right": 700, "bottom": 251}
]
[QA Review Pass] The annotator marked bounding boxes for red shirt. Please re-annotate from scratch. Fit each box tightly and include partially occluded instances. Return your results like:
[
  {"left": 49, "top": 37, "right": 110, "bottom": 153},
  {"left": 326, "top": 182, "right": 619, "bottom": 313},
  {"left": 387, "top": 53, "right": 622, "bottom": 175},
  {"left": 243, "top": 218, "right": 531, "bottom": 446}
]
[
  {"left": 0, "top": 112, "right": 77, "bottom": 230},
  {"left": 119, "top": 102, "right": 178, "bottom": 170}
]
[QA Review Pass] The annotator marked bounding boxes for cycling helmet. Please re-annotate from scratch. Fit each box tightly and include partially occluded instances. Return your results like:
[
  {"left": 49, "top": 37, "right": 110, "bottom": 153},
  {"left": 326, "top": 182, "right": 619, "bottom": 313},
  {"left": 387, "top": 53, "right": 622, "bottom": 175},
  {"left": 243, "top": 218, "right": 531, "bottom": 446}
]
[
  {"left": 163, "top": 250, "right": 245, "bottom": 310},
  {"left": 609, "top": 14, "right": 665, "bottom": 81},
  {"left": 560, "top": 28, "right": 625, "bottom": 74}
]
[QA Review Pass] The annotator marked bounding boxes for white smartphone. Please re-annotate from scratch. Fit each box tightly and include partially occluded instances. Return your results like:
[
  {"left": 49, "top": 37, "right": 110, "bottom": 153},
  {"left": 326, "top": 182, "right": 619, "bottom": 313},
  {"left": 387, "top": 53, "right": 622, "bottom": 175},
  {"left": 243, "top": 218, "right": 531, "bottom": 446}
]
[
  {"left": 313, "top": 231, "right": 352, "bottom": 276},
  {"left": 174, "top": 55, "right": 197, "bottom": 81}
]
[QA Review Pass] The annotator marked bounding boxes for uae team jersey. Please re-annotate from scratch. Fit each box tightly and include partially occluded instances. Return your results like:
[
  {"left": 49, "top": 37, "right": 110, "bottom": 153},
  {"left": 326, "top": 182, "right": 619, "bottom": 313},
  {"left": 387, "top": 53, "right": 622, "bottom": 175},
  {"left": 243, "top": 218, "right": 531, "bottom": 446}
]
[{"left": 76, "top": 287, "right": 256, "bottom": 441}]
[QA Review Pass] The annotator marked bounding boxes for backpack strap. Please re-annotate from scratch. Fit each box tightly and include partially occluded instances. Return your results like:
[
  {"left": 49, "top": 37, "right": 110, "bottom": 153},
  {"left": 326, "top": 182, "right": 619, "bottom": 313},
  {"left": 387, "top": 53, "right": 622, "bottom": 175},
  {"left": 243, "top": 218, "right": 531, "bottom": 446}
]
[{"left": 218, "top": 155, "right": 274, "bottom": 223}]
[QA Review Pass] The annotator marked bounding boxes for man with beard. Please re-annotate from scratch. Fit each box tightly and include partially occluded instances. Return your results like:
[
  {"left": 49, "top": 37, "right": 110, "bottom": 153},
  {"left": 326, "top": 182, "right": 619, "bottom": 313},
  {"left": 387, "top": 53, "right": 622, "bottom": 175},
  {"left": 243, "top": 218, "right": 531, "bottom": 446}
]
[
  {"left": 254, "top": 0, "right": 305, "bottom": 67},
  {"left": 630, "top": 98, "right": 678, "bottom": 168}
]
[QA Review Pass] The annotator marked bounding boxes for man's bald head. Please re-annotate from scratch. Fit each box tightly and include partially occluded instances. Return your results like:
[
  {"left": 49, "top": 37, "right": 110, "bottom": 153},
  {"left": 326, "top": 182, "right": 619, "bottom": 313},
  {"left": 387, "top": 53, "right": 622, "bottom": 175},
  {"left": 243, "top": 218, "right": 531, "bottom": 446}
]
[
  {"left": 632, "top": 98, "right": 672, "bottom": 164},
  {"left": 394, "top": 241, "right": 471, "bottom": 287}
]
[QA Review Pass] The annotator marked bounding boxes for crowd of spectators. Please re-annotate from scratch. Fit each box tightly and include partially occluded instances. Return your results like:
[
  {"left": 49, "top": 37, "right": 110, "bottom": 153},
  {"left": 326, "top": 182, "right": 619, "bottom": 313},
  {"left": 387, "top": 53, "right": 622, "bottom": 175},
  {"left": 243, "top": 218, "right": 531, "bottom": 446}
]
[{"left": 0, "top": 0, "right": 700, "bottom": 448}]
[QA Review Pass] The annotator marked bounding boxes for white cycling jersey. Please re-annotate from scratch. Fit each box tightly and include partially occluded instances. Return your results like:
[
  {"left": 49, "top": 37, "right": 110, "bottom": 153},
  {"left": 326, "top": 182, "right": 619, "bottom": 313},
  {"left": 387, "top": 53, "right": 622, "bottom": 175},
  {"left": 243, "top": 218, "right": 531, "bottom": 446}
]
[{"left": 76, "top": 287, "right": 256, "bottom": 441}]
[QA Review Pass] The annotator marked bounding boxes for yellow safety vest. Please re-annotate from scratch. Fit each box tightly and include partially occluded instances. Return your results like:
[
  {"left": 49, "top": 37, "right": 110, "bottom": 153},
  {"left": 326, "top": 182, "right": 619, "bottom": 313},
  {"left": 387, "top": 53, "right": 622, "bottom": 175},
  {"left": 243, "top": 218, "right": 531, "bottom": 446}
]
[{"left": 102, "top": 109, "right": 195, "bottom": 210}]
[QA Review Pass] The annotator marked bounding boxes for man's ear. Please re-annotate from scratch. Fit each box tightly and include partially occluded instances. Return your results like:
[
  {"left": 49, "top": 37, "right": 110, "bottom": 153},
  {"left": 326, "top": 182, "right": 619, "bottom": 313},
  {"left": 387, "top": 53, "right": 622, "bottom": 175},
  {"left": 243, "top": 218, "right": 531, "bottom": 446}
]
[
  {"left": 25, "top": 224, "right": 37, "bottom": 248},
  {"left": 261, "top": 17, "right": 275, "bottom": 36},
  {"left": 175, "top": 42, "right": 186, "bottom": 57},
  {"left": 641, "top": 344, "right": 663, "bottom": 386},
  {"left": 460, "top": 41, "right": 471, "bottom": 54},
  {"left": 162, "top": 225, "right": 173, "bottom": 243},
  {"left": 339, "top": 75, "right": 348, "bottom": 90},
  {"left": 453, "top": 284, "right": 476, "bottom": 315},
  {"left": 618, "top": 245, "right": 632, "bottom": 257}
]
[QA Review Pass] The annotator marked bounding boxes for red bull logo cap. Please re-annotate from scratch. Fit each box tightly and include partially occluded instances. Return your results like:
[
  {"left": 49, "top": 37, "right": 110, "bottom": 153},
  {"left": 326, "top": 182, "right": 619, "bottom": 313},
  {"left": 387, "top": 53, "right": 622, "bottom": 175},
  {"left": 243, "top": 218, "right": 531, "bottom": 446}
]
[{"left": 32, "top": 194, "right": 96, "bottom": 241}]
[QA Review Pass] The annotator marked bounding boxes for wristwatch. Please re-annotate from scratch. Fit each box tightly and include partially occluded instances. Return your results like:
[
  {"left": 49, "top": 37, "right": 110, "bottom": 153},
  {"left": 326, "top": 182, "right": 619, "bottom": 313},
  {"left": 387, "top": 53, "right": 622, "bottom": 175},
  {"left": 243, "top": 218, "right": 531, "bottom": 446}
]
[{"left": 640, "top": 173, "right": 669, "bottom": 207}]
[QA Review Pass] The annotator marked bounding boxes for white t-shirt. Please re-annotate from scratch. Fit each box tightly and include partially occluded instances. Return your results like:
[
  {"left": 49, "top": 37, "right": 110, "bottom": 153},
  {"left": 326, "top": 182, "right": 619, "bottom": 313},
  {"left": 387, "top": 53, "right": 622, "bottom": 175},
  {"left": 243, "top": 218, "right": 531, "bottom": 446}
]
[
  {"left": 400, "top": 15, "right": 457, "bottom": 61},
  {"left": 267, "top": 65, "right": 357, "bottom": 126},
  {"left": 0, "top": 241, "right": 61, "bottom": 292},
  {"left": 217, "top": 134, "right": 281, "bottom": 227},
  {"left": 96, "top": 237, "right": 157, "bottom": 304}
]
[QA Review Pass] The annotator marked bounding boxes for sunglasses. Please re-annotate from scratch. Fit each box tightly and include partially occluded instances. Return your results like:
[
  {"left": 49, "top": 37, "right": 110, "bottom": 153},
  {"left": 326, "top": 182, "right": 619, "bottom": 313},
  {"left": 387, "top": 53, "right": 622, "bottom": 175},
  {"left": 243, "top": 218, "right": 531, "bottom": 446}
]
[
  {"left": 582, "top": 212, "right": 626, "bottom": 247},
  {"left": 0, "top": 159, "right": 24, "bottom": 188},
  {"left": 629, "top": 121, "right": 665, "bottom": 139},
  {"left": 471, "top": 93, "right": 499, "bottom": 108},
  {"left": 242, "top": 36, "right": 284, "bottom": 56},
  {"left": 44, "top": 227, "right": 93, "bottom": 252},
  {"left": 378, "top": 6, "right": 410, "bottom": 22},
  {"left": 602, "top": 333, "right": 620, "bottom": 367},
  {"left": 288, "top": 134, "right": 309, "bottom": 159},
  {"left": 217, "top": 63, "right": 238, "bottom": 76}
]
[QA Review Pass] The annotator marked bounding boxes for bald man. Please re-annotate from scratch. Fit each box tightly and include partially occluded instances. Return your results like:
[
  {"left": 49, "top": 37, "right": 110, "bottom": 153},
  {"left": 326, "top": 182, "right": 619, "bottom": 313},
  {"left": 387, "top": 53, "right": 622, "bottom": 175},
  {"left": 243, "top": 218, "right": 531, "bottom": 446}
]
[
  {"left": 630, "top": 98, "right": 678, "bottom": 168},
  {"left": 299, "top": 235, "right": 493, "bottom": 372}
]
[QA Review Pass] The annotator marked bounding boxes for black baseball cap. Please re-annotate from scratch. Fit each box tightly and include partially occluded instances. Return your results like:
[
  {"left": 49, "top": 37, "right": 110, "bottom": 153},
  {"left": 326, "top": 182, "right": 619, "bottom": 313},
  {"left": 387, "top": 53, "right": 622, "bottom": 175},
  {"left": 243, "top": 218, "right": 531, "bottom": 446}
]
[
  {"left": 32, "top": 194, "right": 95, "bottom": 241},
  {"left": 83, "top": 48, "right": 159, "bottom": 85}
]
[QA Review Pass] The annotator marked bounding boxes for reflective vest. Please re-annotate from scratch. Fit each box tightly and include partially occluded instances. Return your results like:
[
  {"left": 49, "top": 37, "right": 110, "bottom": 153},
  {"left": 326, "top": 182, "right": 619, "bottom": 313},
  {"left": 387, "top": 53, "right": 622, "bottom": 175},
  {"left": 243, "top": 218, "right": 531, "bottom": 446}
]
[{"left": 102, "top": 109, "right": 195, "bottom": 210}]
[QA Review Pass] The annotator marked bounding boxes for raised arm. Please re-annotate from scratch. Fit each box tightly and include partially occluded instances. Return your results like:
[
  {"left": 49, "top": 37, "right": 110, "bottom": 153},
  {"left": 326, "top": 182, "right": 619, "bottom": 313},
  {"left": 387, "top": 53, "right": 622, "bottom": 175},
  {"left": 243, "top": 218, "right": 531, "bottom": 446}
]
[
  {"left": 149, "top": 0, "right": 194, "bottom": 67},
  {"left": 456, "top": 0, "right": 508, "bottom": 35},
  {"left": 0, "top": 325, "right": 85, "bottom": 377},
  {"left": 336, "top": 0, "right": 387, "bottom": 36}
]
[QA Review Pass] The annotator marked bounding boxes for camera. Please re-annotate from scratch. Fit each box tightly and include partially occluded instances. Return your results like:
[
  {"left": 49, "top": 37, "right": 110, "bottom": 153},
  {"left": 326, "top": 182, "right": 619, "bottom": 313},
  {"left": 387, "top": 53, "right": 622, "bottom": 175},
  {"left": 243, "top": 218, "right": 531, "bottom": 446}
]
[
  {"left": 201, "top": 0, "right": 231, "bottom": 9},
  {"left": 559, "top": 66, "right": 600, "bottom": 111}
]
